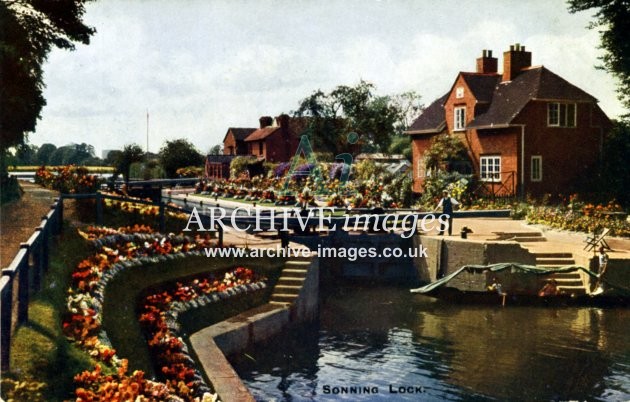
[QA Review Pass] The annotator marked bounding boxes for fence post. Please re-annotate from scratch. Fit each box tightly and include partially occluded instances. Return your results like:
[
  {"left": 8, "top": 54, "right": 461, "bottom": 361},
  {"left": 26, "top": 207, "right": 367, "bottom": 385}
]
[
  {"left": 39, "top": 218, "right": 50, "bottom": 274},
  {"left": 17, "top": 244, "right": 30, "bottom": 324},
  {"left": 96, "top": 192, "right": 103, "bottom": 225},
  {"left": 55, "top": 198, "right": 64, "bottom": 234},
  {"left": 159, "top": 202, "right": 166, "bottom": 233},
  {"left": 30, "top": 229, "right": 44, "bottom": 292},
  {"left": 0, "top": 276, "right": 13, "bottom": 372}
]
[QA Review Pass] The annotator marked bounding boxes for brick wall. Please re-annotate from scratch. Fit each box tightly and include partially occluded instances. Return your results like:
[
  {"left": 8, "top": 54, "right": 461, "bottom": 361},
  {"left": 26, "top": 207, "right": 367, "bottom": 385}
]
[
  {"left": 514, "top": 101, "right": 607, "bottom": 195},
  {"left": 223, "top": 132, "right": 237, "bottom": 155}
]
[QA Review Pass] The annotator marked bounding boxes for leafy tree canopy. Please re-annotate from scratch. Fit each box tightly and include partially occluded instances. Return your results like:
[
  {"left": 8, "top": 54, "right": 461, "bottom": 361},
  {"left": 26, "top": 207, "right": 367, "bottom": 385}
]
[
  {"left": 294, "top": 81, "right": 421, "bottom": 155},
  {"left": 48, "top": 142, "right": 95, "bottom": 165},
  {"left": 113, "top": 143, "right": 144, "bottom": 181},
  {"left": 423, "top": 134, "right": 470, "bottom": 172},
  {"left": 158, "top": 139, "right": 204, "bottom": 178},
  {"left": 36, "top": 143, "right": 57, "bottom": 164},
  {"left": 597, "top": 119, "right": 630, "bottom": 205},
  {"left": 208, "top": 144, "right": 222, "bottom": 155},
  {"left": 568, "top": 0, "right": 630, "bottom": 112},
  {"left": 0, "top": 0, "right": 95, "bottom": 149}
]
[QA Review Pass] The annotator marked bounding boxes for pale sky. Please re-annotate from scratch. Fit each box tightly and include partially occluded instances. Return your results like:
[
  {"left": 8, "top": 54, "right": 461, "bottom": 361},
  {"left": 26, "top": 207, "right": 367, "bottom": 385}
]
[{"left": 32, "top": 0, "right": 625, "bottom": 156}]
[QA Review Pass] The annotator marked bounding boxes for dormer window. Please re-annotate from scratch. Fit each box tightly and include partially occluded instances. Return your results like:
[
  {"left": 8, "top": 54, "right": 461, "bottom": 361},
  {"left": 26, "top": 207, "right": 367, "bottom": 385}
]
[
  {"left": 548, "top": 102, "right": 576, "bottom": 127},
  {"left": 456, "top": 87, "right": 464, "bottom": 98},
  {"left": 454, "top": 106, "right": 466, "bottom": 131}
]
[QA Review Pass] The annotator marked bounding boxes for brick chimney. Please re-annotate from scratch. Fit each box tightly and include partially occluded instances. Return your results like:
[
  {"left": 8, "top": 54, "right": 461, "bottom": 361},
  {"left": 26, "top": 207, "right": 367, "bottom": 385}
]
[
  {"left": 259, "top": 116, "right": 273, "bottom": 128},
  {"left": 275, "top": 114, "right": 290, "bottom": 127},
  {"left": 503, "top": 43, "right": 531, "bottom": 82},
  {"left": 476, "top": 49, "right": 498, "bottom": 74}
]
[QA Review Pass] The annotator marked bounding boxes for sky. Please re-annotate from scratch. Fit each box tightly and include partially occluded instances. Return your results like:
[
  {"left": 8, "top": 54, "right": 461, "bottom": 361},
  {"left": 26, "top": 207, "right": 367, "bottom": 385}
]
[{"left": 32, "top": 0, "right": 624, "bottom": 157}]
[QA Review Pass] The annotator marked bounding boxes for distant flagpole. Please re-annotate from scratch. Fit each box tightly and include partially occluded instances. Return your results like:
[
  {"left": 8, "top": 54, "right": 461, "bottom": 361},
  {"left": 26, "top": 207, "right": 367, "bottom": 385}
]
[{"left": 146, "top": 109, "right": 150, "bottom": 154}]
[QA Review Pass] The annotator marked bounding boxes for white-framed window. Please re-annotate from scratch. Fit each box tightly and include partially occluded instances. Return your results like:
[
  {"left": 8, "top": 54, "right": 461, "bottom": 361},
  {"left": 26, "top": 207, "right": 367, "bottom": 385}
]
[
  {"left": 454, "top": 106, "right": 466, "bottom": 131},
  {"left": 456, "top": 86, "right": 464, "bottom": 99},
  {"left": 417, "top": 159, "right": 424, "bottom": 178},
  {"left": 548, "top": 103, "right": 576, "bottom": 127},
  {"left": 531, "top": 156, "right": 542, "bottom": 182},
  {"left": 480, "top": 156, "right": 501, "bottom": 182}
]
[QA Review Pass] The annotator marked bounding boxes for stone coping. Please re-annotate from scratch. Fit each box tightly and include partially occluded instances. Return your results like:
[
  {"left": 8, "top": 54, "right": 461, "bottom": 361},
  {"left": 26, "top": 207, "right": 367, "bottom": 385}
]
[{"left": 189, "top": 304, "right": 290, "bottom": 402}]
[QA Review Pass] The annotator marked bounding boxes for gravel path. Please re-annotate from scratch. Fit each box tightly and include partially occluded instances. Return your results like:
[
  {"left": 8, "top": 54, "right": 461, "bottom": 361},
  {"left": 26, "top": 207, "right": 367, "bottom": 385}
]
[{"left": 0, "top": 181, "right": 57, "bottom": 267}]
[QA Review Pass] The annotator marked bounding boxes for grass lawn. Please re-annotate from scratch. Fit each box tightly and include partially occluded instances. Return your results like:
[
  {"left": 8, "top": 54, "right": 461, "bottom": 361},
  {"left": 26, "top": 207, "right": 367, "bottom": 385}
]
[
  {"left": 1, "top": 210, "right": 283, "bottom": 401},
  {"left": 2, "top": 227, "right": 97, "bottom": 401}
]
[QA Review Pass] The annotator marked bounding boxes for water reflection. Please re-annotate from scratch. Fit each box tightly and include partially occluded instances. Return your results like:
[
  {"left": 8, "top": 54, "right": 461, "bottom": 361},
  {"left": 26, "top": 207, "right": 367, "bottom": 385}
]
[{"left": 229, "top": 285, "right": 630, "bottom": 401}]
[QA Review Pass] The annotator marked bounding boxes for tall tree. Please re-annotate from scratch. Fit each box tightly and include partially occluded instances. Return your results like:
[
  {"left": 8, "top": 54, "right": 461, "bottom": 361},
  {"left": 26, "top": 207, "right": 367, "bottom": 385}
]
[
  {"left": 114, "top": 144, "right": 144, "bottom": 181},
  {"left": 35, "top": 143, "right": 57, "bottom": 165},
  {"left": 208, "top": 144, "right": 223, "bottom": 155},
  {"left": 568, "top": 0, "right": 630, "bottom": 112},
  {"left": 158, "top": 139, "right": 203, "bottom": 178},
  {"left": 14, "top": 142, "right": 38, "bottom": 165},
  {"left": 294, "top": 81, "right": 421, "bottom": 155},
  {"left": 0, "top": 0, "right": 95, "bottom": 149}
]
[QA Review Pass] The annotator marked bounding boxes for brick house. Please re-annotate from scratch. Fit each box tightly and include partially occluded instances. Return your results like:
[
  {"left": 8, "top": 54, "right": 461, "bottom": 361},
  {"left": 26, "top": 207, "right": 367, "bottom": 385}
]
[
  {"left": 205, "top": 154, "right": 233, "bottom": 179},
  {"left": 244, "top": 114, "right": 308, "bottom": 162},
  {"left": 223, "top": 128, "right": 256, "bottom": 156},
  {"left": 406, "top": 44, "right": 611, "bottom": 197}
]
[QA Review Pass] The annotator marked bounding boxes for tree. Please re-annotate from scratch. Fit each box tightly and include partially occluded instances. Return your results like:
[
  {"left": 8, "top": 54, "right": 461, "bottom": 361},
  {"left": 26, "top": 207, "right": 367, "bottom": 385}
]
[
  {"left": 36, "top": 143, "right": 57, "bottom": 165},
  {"left": 388, "top": 135, "right": 412, "bottom": 160},
  {"left": 158, "top": 139, "right": 204, "bottom": 178},
  {"left": 114, "top": 144, "right": 144, "bottom": 181},
  {"left": 208, "top": 144, "right": 222, "bottom": 155},
  {"left": 0, "top": 0, "right": 95, "bottom": 149},
  {"left": 14, "top": 142, "right": 38, "bottom": 165},
  {"left": 294, "top": 81, "right": 421, "bottom": 155},
  {"left": 568, "top": 1, "right": 630, "bottom": 112},
  {"left": 47, "top": 142, "right": 94, "bottom": 165},
  {"left": 597, "top": 120, "right": 630, "bottom": 205}
]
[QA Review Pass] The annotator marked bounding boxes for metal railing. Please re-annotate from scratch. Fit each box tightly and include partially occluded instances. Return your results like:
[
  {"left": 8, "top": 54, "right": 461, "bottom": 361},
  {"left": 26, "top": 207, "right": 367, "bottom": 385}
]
[
  {"left": 0, "top": 192, "right": 222, "bottom": 372},
  {"left": 472, "top": 171, "right": 516, "bottom": 198},
  {"left": 1, "top": 199, "right": 62, "bottom": 371}
]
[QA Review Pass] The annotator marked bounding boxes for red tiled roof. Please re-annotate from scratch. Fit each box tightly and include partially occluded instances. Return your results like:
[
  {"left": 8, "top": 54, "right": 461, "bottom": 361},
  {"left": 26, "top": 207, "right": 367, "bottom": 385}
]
[
  {"left": 244, "top": 126, "right": 280, "bottom": 142},
  {"left": 408, "top": 66, "right": 600, "bottom": 132},
  {"left": 224, "top": 127, "right": 257, "bottom": 142},
  {"left": 469, "top": 66, "right": 597, "bottom": 128},
  {"left": 461, "top": 73, "right": 501, "bottom": 103},
  {"left": 406, "top": 93, "right": 448, "bottom": 134}
]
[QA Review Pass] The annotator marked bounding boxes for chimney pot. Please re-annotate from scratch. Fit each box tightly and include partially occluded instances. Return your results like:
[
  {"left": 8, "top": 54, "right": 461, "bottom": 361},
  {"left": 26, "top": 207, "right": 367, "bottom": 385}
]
[
  {"left": 259, "top": 116, "right": 273, "bottom": 128},
  {"left": 476, "top": 49, "right": 498, "bottom": 74},
  {"left": 503, "top": 44, "right": 532, "bottom": 81}
]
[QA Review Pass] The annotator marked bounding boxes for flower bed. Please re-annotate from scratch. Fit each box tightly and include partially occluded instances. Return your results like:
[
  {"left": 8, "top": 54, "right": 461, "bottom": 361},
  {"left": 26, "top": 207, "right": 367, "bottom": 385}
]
[
  {"left": 63, "top": 225, "right": 266, "bottom": 401},
  {"left": 138, "top": 268, "right": 265, "bottom": 399},
  {"left": 526, "top": 206, "right": 630, "bottom": 237},
  {"left": 35, "top": 165, "right": 101, "bottom": 194}
]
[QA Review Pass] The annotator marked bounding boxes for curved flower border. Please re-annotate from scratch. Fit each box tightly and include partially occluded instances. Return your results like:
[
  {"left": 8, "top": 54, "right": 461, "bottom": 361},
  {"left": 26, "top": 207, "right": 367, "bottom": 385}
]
[{"left": 65, "top": 226, "right": 265, "bottom": 401}]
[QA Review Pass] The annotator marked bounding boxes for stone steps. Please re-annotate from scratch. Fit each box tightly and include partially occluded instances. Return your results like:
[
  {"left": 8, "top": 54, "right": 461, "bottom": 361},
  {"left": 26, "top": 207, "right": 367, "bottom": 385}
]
[
  {"left": 277, "top": 276, "right": 305, "bottom": 284},
  {"left": 494, "top": 231, "right": 548, "bottom": 243},
  {"left": 269, "top": 259, "right": 311, "bottom": 304},
  {"left": 555, "top": 285, "right": 588, "bottom": 296},
  {"left": 534, "top": 252, "right": 573, "bottom": 258},
  {"left": 269, "top": 293, "right": 299, "bottom": 303},
  {"left": 513, "top": 236, "right": 547, "bottom": 243},
  {"left": 529, "top": 250, "right": 590, "bottom": 295},
  {"left": 535, "top": 257, "right": 576, "bottom": 266},
  {"left": 281, "top": 268, "right": 308, "bottom": 278}
]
